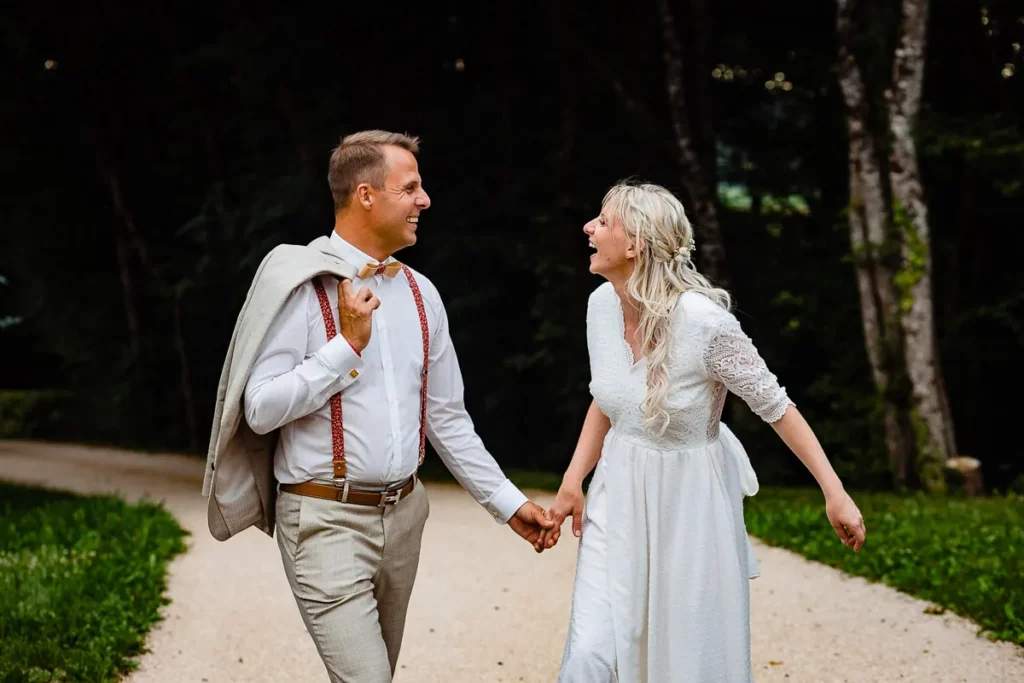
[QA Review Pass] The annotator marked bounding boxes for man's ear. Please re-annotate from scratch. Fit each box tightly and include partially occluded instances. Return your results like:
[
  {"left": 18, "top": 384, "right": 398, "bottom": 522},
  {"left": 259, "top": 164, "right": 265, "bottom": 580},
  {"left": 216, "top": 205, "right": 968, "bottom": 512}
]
[{"left": 355, "top": 183, "right": 373, "bottom": 210}]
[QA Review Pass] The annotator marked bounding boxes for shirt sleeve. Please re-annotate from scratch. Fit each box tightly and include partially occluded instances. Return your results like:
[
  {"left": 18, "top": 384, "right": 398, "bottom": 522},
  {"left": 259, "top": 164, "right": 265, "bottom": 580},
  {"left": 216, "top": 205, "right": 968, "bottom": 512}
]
[
  {"left": 422, "top": 291, "right": 528, "bottom": 524},
  {"left": 243, "top": 280, "right": 365, "bottom": 435}
]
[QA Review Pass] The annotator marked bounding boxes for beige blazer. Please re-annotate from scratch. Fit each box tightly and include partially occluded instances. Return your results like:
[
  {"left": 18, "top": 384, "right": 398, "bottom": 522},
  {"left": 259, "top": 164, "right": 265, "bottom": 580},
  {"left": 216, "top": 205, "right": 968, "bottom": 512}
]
[{"left": 203, "top": 235, "right": 357, "bottom": 541}]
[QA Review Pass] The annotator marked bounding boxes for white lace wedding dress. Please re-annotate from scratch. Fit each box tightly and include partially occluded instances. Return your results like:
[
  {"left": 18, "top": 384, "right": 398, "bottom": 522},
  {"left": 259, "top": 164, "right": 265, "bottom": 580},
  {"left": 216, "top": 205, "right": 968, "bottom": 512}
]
[{"left": 557, "top": 283, "right": 794, "bottom": 683}]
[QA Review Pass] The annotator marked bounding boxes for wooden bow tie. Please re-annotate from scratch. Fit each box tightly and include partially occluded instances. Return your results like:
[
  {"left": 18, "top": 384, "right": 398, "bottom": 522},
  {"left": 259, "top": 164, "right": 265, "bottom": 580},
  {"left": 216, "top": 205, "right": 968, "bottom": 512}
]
[{"left": 358, "top": 261, "right": 403, "bottom": 279}]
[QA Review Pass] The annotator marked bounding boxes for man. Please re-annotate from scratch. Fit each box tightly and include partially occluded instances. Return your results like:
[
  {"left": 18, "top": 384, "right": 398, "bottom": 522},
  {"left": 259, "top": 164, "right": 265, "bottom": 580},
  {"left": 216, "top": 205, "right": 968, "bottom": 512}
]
[{"left": 204, "top": 129, "right": 556, "bottom": 682}]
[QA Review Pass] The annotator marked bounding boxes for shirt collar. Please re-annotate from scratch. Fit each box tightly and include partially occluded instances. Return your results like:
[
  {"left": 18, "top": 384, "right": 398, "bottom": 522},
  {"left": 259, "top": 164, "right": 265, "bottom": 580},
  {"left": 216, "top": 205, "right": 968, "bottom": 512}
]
[{"left": 329, "top": 231, "right": 397, "bottom": 276}]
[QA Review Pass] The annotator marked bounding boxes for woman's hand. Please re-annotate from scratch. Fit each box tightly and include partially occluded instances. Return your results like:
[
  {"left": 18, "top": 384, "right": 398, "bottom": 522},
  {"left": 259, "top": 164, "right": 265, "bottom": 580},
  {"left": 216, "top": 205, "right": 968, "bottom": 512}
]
[
  {"left": 538, "top": 482, "right": 586, "bottom": 549},
  {"left": 825, "top": 490, "right": 866, "bottom": 552}
]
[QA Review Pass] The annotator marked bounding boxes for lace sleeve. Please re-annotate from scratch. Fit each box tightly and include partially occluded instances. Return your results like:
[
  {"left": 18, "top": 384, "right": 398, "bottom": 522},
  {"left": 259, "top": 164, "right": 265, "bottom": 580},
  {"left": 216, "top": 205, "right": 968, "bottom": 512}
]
[{"left": 702, "top": 320, "right": 794, "bottom": 423}]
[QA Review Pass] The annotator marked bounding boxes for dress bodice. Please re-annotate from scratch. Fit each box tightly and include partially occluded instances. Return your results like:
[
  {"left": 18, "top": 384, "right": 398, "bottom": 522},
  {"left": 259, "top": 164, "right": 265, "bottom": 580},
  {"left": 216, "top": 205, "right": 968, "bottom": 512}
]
[{"left": 586, "top": 283, "right": 793, "bottom": 450}]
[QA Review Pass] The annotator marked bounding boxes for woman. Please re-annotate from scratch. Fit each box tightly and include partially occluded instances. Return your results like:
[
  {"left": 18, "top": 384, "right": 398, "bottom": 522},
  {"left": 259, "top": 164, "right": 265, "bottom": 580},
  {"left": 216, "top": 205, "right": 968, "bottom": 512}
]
[{"left": 541, "top": 181, "right": 866, "bottom": 682}]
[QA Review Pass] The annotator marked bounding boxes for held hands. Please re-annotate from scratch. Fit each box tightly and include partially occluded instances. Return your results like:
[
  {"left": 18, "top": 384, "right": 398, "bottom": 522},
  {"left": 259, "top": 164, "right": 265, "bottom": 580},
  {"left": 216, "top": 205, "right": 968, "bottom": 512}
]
[
  {"left": 509, "top": 481, "right": 585, "bottom": 553},
  {"left": 826, "top": 489, "right": 866, "bottom": 552},
  {"left": 508, "top": 501, "right": 559, "bottom": 553},
  {"left": 337, "top": 279, "right": 381, "bottom": 353}
]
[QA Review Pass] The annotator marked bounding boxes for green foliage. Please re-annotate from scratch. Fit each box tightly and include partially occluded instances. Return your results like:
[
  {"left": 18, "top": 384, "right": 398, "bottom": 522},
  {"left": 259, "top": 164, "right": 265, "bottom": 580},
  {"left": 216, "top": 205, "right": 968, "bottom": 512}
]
[
  {"left": 0, "top": 483, "right": 188, "bottom": 682},
  {"left": 891, "top": 201, "right": 927, "bottom": 313},
  {"left": 417, "top": 452, "right": 566, "bottom": 493},
  {"left": 745, "top": 488, "right": 1024, "bottom": 645},
  {"left": 0, "top": 274, "right": 22, "bottom": 330},
  {"left": 0, "top": 391, "right": 74, "bottom": 440},
  {"left": 918, "top": 113, "right": 1024, "bottom": 199}
]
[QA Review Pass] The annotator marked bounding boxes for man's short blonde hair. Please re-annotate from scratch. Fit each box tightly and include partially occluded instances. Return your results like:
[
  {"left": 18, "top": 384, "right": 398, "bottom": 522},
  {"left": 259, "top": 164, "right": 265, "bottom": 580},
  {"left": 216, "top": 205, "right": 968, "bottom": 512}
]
[{"left": 327, "top": 130, "right": 421, "bottom": 211}]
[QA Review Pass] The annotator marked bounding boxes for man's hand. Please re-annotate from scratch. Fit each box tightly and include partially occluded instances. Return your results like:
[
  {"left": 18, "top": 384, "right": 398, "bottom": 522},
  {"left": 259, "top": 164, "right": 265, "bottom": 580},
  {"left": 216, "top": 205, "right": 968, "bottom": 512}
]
[
  {"left": 337, "top": 278, "right": 380, "bottom": 353},
  {"left": 508, "top": 501, "right": 558, "bottom": 553}
]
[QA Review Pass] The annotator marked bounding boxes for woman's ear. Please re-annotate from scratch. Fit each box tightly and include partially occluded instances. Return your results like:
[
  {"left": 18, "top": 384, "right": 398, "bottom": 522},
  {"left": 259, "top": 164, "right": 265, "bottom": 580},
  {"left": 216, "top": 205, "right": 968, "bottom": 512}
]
[{"left": 626, "top": 236, "right": 644, "bottom": 260}]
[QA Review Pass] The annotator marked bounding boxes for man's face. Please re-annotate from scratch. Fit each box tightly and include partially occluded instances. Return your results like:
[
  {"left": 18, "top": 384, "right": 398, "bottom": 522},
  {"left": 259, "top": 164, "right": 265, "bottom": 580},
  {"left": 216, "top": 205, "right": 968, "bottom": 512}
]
[{"left": 369, "top": 145, "right": 431, "bottom": 255}]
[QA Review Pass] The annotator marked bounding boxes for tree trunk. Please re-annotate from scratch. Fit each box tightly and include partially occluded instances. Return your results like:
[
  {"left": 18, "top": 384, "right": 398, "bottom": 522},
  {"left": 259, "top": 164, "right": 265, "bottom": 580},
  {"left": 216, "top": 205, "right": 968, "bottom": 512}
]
[
  {"left": 172, "top": 291, "right": 199, "bottom": 451},
  {"left": 887, "top": 0, "right": 955, "bottom": 491},
  {"left": 101, "top": 158, "right": 143, "bottom": 362},
  {"left": 836, "top": 0, "right": 917, "bottom": 486},
  {"left": 654, "top": 0, "right": 729, "bottom": 289},
  {"left": 686, "top": 0, "right": 717, "bottom": 192},
  {"left": 98, "top": 154, "right": 201, "bottom": 452}
]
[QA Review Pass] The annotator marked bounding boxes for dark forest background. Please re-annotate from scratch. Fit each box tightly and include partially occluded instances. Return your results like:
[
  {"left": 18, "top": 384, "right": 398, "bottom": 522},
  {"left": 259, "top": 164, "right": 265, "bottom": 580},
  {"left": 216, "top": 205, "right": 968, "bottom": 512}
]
[{"left": 2, "top": 0, "right": 1021, "bottom": 492}]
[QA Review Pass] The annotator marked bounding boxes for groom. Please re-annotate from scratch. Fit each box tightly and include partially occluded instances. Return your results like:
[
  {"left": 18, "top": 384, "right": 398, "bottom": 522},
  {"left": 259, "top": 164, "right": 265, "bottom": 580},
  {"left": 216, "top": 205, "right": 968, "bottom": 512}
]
[{"left": 204, "top": 129, "right": 557, "bottom": 682}]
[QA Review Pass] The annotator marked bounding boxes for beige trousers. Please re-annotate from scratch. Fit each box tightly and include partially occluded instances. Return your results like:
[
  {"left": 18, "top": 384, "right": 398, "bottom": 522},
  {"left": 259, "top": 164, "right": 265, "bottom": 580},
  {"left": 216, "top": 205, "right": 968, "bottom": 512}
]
[{"left": 275, "top": 479, "right": 430, "bottom": 683}]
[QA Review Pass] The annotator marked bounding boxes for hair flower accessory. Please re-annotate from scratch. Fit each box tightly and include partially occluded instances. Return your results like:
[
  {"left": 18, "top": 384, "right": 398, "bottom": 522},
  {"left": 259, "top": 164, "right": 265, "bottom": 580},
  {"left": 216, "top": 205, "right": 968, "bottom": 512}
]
[{"left": 673, "top": 238, "right": 696, "bottom": 264}]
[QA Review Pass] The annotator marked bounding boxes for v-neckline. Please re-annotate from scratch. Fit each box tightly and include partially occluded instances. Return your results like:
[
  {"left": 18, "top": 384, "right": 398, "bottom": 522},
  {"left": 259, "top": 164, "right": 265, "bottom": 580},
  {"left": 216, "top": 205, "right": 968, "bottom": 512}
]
[{"left": 614, "top": 294, "right": 645, "bottom": 370}]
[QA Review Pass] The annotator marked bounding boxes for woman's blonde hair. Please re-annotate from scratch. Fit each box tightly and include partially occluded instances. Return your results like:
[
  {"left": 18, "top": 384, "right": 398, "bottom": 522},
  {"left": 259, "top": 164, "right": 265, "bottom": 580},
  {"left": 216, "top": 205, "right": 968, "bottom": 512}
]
[{"left": 603, "top": 180, "right": 732, "bottom": 435}]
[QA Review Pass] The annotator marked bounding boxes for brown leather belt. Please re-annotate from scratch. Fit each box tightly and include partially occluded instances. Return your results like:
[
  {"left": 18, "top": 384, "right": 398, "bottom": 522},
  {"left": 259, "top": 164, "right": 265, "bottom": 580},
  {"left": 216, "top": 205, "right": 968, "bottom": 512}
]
[{"left": 280, "top": 474, "right": 418, "bottom": 507}]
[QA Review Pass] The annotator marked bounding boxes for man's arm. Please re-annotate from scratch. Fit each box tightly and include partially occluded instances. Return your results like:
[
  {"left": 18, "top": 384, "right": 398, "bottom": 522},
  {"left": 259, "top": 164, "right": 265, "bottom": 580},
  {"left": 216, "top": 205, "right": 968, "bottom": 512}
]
[
  {"left": 424, "top": 297, "right": 551, "bottom": 543},
  {"left": 244, "top": 281, "right": 365, "bottom": 434}
]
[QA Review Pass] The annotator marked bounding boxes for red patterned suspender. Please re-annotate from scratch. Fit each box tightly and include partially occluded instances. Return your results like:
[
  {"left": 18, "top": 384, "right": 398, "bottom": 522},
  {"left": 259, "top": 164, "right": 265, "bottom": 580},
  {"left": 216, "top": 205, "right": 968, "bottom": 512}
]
[
  {"left": 311, "top": 279, "right": 348, "bottom": 478},
  {"left": 402, "top": 266, "right": 431, "bottom": 465},
  {"left": 310, "top": 271, "right": 430, "bottom": 480}
]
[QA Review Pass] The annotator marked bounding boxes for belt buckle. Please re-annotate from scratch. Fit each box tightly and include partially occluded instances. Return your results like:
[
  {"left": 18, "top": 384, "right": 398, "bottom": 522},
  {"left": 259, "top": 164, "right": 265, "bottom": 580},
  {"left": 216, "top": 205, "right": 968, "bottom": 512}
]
[{"left": 378, "top": 489, "right": 402, "bottom": 507}]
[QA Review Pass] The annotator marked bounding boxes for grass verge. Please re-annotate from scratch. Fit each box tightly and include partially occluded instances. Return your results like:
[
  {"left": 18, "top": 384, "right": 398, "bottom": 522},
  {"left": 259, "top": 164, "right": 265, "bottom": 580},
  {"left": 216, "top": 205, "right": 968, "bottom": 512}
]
[
  {"left": 744, "top": 488, "right": 1024, "bottom": 645},
  {"left": 0, "top": 482, "right": 189, "bottom": 682},
  {"left": 417, "top": 456, "right": 564, "bottom": 492}
]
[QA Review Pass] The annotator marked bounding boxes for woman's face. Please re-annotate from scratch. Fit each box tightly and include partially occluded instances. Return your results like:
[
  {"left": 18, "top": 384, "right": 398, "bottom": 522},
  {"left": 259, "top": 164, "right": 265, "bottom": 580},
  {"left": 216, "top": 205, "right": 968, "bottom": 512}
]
[{"left": 583, "top": 199, "right": 635, "bottom": 280}]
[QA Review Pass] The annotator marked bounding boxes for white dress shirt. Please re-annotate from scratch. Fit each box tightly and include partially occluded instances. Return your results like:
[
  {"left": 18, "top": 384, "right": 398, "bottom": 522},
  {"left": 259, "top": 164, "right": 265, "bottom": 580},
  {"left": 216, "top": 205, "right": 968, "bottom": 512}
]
[{"left": 243, "top": 231, "right": 527, "bottom": 523}]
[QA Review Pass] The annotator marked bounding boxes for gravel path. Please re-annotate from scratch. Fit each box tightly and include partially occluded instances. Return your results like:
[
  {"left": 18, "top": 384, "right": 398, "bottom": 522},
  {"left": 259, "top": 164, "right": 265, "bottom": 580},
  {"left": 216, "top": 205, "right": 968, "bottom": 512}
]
[{"left": 1, "top": 440, "right": 1022, "bottom": 682}]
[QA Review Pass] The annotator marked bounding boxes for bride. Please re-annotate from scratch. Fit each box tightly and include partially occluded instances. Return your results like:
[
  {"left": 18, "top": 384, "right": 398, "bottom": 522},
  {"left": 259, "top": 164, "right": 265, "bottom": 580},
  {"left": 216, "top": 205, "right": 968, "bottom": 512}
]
[{"left": 540, "top": 181, "right": 866, "bottom": 682}]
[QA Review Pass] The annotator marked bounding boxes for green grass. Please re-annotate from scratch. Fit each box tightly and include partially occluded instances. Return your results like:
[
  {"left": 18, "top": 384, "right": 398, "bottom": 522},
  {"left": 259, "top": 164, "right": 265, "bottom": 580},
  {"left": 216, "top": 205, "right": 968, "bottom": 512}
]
[
  {"left": 417, "top": 456, "right": 564, "bottom": 492},
  {"left": 744, "top": 488, "right": 1024, "bottom": 645},
  {"left": 0, "top": 482, "right": 189, "bottom": 683}
]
